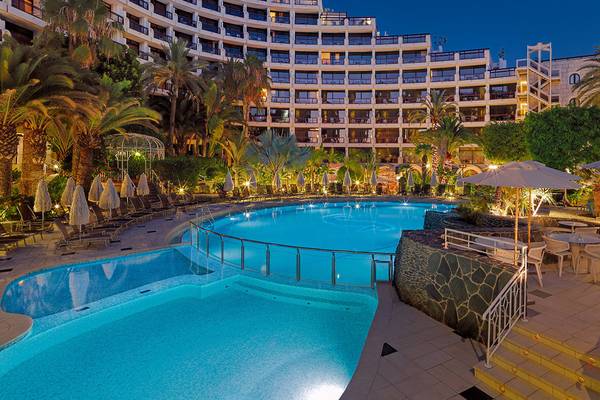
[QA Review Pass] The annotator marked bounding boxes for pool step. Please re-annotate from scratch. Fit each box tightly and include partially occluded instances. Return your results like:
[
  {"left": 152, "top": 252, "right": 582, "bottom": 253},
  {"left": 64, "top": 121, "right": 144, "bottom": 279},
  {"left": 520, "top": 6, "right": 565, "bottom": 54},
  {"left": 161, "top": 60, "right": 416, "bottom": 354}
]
[{"left": 474, "top": 323, "right": 600, "bottom": 399}]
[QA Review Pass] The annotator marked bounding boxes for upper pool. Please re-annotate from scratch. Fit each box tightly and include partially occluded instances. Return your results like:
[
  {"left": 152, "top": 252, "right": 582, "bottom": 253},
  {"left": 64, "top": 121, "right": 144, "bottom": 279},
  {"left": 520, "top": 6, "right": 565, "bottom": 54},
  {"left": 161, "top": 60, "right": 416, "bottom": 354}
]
[{"left": 186, "top": 201, "right": 453, "bottom": 287}]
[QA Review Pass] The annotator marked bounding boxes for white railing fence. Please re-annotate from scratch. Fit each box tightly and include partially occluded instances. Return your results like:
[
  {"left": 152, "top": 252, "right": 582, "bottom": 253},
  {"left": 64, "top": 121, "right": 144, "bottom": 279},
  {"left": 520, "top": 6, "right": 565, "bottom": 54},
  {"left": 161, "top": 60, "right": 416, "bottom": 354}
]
[{"left": 444, "top": 228, "right": 528, "bottom": 368}]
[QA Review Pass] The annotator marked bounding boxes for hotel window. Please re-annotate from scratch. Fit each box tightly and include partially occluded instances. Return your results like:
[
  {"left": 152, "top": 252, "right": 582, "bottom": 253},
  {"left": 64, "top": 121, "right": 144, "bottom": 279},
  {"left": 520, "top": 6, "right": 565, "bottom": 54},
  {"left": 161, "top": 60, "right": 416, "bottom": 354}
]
[
  {"left": 271, "top": 89, "right": 290, "bottom": 103},
  {"left": 375, "top": 71, "right": 399, "bottom": 84},
  {"left": 247, "top": 27, "right": 267, "bottom": 42},
  {"left": 270, "top": 11, "right": 290, "bottom": 24},
  {"left": 271, "top": 31, "right": 290, "bottom": 44},
  {"left": 322, "top": 33, "right": 345, "bottom": 45},
  {"left": 270, "top": 70, "right": 290, "bottom": 83},
  {"left": 431, "top": 68, "right": 456, "bottom": 82},
  {"left": 402, "top": 70, "right": 427, "bottom": 84},
  {"left": 349, "top": 91, "right": 372, "bottom": 104},
  {"left": 271, "top": 50, "right": 290, "bottom": 63},
  {"left": 247, "top": 48, "right": 267, "bottom": 62},
  {"left": 295, "top": 71, "right": 318, "bottom": 84},
  {"left": 270, "top": 108, "right": 290, "bottom": 123},
  {"left": 569, "top": 73, "right": 581, "bottom": 85},
  {"left": 295, "top": 32, "right": 318, "bottom": 45},
  {"left": 348, "top": 72, "right": 371, "bottom": 85},
  {"left": 459, "top": 66, "right": 486, "bottom": 80},
  {"left": 375, "top": 52, "right": 399, "bottom": 65},
  {"left": 348, "top": 52, "right": 372, "bottom": 65},
  {"left": 295, "top": 90, "right": 319, "bottom": 103},
  {"left": 322, "top": 72, "right": 345, "bottom": 85},
  {"left": 295, "top": 51, "right": 318, "bottom": 64},
  {"left": 322, "top": 91, "right": 346, "bottom": 104}
]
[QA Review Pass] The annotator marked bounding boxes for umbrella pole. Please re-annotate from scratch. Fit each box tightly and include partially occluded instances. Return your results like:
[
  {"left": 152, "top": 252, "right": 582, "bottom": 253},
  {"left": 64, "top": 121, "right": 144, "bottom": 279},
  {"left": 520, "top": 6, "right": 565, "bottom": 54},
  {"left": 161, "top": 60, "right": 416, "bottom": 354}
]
[
  {"left": 527, "top": 189, "right": 532, "bottom": 250},
  {"left": 514, "top": 188, "right": 520, "bottom": 267}
]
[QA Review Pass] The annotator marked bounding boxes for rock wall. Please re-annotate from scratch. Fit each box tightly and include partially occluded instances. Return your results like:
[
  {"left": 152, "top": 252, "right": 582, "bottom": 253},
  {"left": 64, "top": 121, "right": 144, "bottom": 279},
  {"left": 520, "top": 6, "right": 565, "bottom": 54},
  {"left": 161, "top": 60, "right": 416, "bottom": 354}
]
[{"left": 394, "top": 231, "right": 514, "bottom": 341}]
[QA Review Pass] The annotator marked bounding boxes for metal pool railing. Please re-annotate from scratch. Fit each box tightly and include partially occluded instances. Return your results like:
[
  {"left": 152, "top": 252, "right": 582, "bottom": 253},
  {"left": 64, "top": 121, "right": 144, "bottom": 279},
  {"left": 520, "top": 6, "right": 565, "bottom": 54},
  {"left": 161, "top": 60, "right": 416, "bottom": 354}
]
[
  {"left": 444, "top": 228, "right": 528, "bottom": 368},
  {"left": 188, "top": 220, "right": 396, "bottom": 289}
]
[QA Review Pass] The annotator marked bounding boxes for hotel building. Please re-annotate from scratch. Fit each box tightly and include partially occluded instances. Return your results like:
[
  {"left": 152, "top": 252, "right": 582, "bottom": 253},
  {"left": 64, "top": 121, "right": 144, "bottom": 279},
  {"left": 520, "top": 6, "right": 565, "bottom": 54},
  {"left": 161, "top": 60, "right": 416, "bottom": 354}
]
[{"left": 0, "top": 0, "right": 593, "bottom": 167}]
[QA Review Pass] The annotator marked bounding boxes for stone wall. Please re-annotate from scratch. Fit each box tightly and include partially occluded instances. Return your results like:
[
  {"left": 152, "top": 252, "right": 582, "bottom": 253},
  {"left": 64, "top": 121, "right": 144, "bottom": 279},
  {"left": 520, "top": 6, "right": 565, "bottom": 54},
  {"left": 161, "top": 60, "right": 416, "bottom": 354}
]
[{"left": 394, "top": 231, "right": 514, "bottom": 341}]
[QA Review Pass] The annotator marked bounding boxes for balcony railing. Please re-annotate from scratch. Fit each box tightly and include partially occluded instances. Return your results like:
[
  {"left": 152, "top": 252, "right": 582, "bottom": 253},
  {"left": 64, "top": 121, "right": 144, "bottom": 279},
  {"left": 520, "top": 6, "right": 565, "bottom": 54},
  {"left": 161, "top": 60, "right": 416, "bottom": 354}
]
[
  {"left": 224, "top": 8, "right": 244, "bottom": 17},
  {"left": 272, "top": 35, "right": 290, "bottom": 44},
  {"left": 322, "top": 117, "right": 345, "bottom": 124},
  {"left": 489, "top": 68, "right": 516, "bottom": 79},
  {"left": 295, "top": 37, "right": 319, "bottom": 45},
  {"left": 224, "top": 29, "right": 243, "bottom": 39},
  {"left": 490, "top": 92, "right": 516, "bottom": 100},
  {"left": 460, "top": 73, "right": 485, "bottom": 81},
  {"left": 182, "top": 0, "right": 196, "bottom": 4},
  {"left": 271, "top": 97, "right": 290, "bottom": 103},
  {"left": 249, "top": 33, "right": 267, "bottom": 42},
  {"left": 295, "top": 77, "right": 318, "bottom": 84},
  {"left": 250, "top": 115, "right": 267, "bottom": 122},
  {"left": 201, "top": 44, "right": 219, "bottom": 55},
  {"left": 322, "top": 97, "right": 345, "bottom": 104},
  {"left": 271, "top": 16, "right": 290, "bottom": 24},
  {"left": 12, "top": 0, "right": 43, "bottom": 18},
  {"left": 295, "top": 0, "right": 318, "bottom": 5},
  {"left": 459, "top": 93, "right": 484, "bottom": 101},
  {"left": 271, "top": 55, "right": 290, "bottom": 63},
  {"left": 348, "top": 38, "right": 372, "bottom": 46},
  {"left": 349, "top": 117, "right": 371, "bottom": 124},
  {"left": 138, "top": 51, "right": 150, "bottom": 60},
  {"left": 430, "top": 52, "right": 455, "bottom": 62},
  {"left": 295, "top": 57, "right": 318, "bottom": 65},
  {"left": 375, "top": 36, "right": 399, "bottom": 45},
  {"left": 322, "top": 79, "right": 344, "bottom": 85},
  {"left": 348, "top": 17, "right": 373, "bottom": 26},
  {"left": 376, "top": 134, "right": 400, "bottom": 143},
  {"left": 271, "top": 77, "right": 290, "bottom": 84},
  {"left": 349, "top": 98, "right": 372, "bottom": 104},
  {"left": 376, "top": 117, "right": 399, "bottom": 124},
  {"left": 201, "top": 23, "right": 219, "bottom": 34},
  {"left": 403, "top": 55, "right": 426, "bottom": 64},
  {"left": 130, "top": 0, "right": 148, "bottom": 9},
  {"left": 248, "top": 12, "right": 267, "bottom": 21},
  {"left": 376, "top": 57, "right": 398, "bottom": 65},
  {"left": 177, "top": 15, "right": 196, "bottom": 27},
  {"left": 154, "top": 31, "right": 172, "bottom": 42},
  {"left": 322, "top": 136, "right": 345, "bottom": 144},
  {"left": 490, "top": 113, "right": 516, "bottom": 121},
  {"left": 431, "top": 75, "right": 455, "bottom": 82},
  {"left": 321, "top": 58, "right": 345, "bottom": 65},
  {"left": 375, "top": 78, "right": 398, "bottom": 84},
  {"left": 295, "top": 97, "right": 318, "bottom": 104},
  {"left": 402, "top": 34, "right": 427, "bottom": 44},
  {"left": 459, "top": 49, "right": 486, "bottom": 60},
  {"left": 322, "top": 38, "right": 345, "bottom": 46},
  {"left": 107, "top": 9, "right": 124, "bottom": 24},
  {"left": 349, "top": 136, "right": 371, "bottom": 144},
  {"left": 402, "top": 76, "right": 427, "bottom": 84},
  {"left": 129, "top": 20, "right": 149, "bottom": 35},
  {"left": 402, "top": 96, "right": 424, "bottom": 104},
  {"left": 349, "top": 58, "right": 372, "bottom": 65},
  {"left": 348, "top": 79, "right": 371, "bottom": 85},
  {"left": 295, "top": 16, "right": 318, "bottom": 25},
  {"left": 155, "top": 9, "right": 172, "bottom": 19},
  {"left": 272, "top": 117, "right": 290, "bottom": 123},
  {"left": 376, "top": 97, "right": 399, "bottom": 104},
  {"left": 295, "top": 117, "right": 318, "bottom": 123}
]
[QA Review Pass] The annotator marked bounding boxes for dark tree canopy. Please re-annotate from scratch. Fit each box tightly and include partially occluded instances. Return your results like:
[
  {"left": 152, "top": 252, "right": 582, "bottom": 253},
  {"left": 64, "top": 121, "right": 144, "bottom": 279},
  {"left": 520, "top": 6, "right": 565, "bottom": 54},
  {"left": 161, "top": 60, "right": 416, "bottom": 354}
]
[
  {"left": 94, "top": 48, "right": 142, "bottom": 97},
  {"left": 480, "top": 122, "right": 529, "bottom": 163},
  {"left": 523, "top": 105, "right": 600, "bottom": 171}
]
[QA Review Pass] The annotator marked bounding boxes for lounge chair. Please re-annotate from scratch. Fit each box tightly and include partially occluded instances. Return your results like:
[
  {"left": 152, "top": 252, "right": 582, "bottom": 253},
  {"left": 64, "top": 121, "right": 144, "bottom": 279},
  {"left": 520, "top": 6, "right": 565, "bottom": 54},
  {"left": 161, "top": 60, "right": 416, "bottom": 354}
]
[
  {"left": 543, "top": 235, "right": 572, "bottom": 276},
  {"left": 141, "top": 196, "right": 169, "bottom": 213},
  {"left": 54, "top": 219, "right": 110, "bottom": 249}
]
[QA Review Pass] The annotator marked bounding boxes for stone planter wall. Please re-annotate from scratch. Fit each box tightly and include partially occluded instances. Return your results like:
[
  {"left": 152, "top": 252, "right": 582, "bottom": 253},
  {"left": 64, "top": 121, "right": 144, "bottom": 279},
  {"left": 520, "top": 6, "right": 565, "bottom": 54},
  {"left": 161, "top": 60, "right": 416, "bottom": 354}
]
[{"left": 394, "top": 231, "right": 515, "bottom": 341}]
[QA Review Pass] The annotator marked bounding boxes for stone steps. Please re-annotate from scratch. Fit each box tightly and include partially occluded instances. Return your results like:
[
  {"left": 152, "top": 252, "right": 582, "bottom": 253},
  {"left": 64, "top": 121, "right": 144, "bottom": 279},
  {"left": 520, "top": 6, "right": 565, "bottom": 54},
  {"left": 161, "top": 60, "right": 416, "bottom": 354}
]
[{"left": 474, "top": 323, "right": 600, "bottom": 399}]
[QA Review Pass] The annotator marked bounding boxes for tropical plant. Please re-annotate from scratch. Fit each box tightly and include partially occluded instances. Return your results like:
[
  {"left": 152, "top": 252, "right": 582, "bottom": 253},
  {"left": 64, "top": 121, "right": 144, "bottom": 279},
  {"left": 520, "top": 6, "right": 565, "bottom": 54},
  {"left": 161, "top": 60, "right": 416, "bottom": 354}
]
[
  {"left": 480, "top": 122, "right": 529, "bottom": 163},
  {"left": 220, "top": 130, "right": 250, "bottom": 186},
  {"left": 574, "top": 48, "right": 600, "bottom": 107},
  {"left": 142, "top": 39, "right": 204, "bottom": 153},
  {"left": 409, "top": 89, "right": 457, "bottom": 126},
  {"left": 198, "top": 79, "right": 242, "bottom": 157},
  {"left": 153, "top": 156, "right": 226, "bottom": 190},
  {"left": 412, "top": 116, "right": 476, "bottom": 178},
  {"left": 95, "top": 48, "right": 143, "bottom": 97},
  {"left": 304, "top": 147, "right": 329, "bottom": 186},
  {"left": 247, "top": 130, "right": 310, "bottom": 183},
  {"left": 218, "top": 57, "right": 270, "bottom": 137},
  {"left": 71, "top": 81, "right": 160, "bottom": 187},
  {"left": 42, "top": 0, "right": 122, "bottom": 68},
  {"left": 0, "top": 39, "right": 78, "bottom": 196}
]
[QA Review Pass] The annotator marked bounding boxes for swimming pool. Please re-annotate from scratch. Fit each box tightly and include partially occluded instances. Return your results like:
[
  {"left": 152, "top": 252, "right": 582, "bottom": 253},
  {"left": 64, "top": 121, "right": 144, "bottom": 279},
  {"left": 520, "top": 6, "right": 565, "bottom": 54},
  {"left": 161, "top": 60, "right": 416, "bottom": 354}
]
[
  {"left": 186, "top": 201, "right": 452, "bottom": 287},
  {"left": 0, "top": 249, "right": 376, "bottom": 400}
]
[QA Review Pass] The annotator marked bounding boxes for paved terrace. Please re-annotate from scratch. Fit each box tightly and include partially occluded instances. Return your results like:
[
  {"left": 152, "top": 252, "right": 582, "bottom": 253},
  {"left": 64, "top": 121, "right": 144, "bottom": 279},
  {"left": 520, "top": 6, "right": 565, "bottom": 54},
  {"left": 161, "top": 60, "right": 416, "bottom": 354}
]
[{"left": 1, "top": 197, "right": 599, "bottom": 399}]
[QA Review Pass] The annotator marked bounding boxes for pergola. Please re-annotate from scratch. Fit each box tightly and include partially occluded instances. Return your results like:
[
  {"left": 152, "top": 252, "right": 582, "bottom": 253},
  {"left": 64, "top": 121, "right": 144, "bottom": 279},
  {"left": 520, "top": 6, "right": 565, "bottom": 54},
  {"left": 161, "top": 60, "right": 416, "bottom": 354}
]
[{"left": 105, "top": 133, "right": 165, "bottom": 178}]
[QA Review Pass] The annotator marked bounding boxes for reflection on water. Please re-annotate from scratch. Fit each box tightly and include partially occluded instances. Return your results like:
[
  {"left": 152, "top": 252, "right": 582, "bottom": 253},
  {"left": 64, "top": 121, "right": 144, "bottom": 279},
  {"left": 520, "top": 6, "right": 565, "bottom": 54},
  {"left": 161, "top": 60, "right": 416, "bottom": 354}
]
[{"left": 2, "top": 250, "right": 210, "bottom": 319}]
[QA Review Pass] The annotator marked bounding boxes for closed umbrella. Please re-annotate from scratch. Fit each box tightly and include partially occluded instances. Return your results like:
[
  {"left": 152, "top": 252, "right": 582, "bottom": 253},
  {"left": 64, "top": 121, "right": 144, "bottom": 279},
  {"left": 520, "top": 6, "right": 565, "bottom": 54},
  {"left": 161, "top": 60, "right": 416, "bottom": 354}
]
[
  {"left": 99, "top": 179, "right": 120, "bottom": 218},
  {"left": 120, "top": 173, "right": 135, "bottom": 200},
  {"left": 430, "top": 170, "right": 438, "bottom": 188},
  {"left": 69, "top": 185, "right": 90, "bottom": 236},
  {"left": 60, "top": 176, "right": 75, "bottom": 208},
  {"left": 137, "top": 173, "right": 150, "bottom": 196},
  {"left": 274, "top": 172, "right": 282, "bottom": 191},
  {"left": 462, "top": 161, "right": 581, "bottom": 265},
  {"left": 322, "top": 172, "right": 329, "bottom": 192},
  {"left": 248, "top": 169, "right": 257, "bottom": 190},
  {"left": 343, "top": 169, "right": 352, "bottom": 192},
  {"left": 88, "top": 175, "right": 103, "bottom": 203},
  {"left": 407, "top": 170, "right": 414, "bottom": 188},
  {"left": 456, "top": 172, "right": 464, "bottom": 188},
  {"left": 297, "top": 171, "right": 305, "bottom": 190},
  {"left": 224, "top": 170, "right": 234, "bottom": 193},
  {"left": 34, "top": 179, "right": 52, "bottom": 235},
  {"left": 370, "top": 170, "right": 378, "bottom": 187}
]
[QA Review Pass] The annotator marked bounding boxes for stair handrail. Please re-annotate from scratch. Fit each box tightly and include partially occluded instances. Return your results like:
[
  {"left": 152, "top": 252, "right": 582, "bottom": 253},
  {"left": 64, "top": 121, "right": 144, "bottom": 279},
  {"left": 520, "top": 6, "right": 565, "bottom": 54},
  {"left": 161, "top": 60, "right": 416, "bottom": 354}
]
[{"left": 444, "top": 228, "right": 528, "bottom": 368}]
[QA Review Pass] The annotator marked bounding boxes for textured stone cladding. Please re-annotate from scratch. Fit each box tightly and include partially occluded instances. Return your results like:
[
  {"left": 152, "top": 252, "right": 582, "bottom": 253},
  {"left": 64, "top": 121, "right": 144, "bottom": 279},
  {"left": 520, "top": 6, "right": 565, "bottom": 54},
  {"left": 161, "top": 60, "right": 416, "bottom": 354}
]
[{"left": 394, "top": 232, "right": 514, "bottom": 341}]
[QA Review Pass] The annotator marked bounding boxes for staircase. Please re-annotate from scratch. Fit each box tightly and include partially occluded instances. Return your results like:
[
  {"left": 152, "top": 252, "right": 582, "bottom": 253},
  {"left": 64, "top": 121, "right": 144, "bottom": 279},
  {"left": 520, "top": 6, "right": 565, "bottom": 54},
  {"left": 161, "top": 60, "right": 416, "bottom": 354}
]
[{"left": 475, "top": 323, "right": 600, "bottom": 399}]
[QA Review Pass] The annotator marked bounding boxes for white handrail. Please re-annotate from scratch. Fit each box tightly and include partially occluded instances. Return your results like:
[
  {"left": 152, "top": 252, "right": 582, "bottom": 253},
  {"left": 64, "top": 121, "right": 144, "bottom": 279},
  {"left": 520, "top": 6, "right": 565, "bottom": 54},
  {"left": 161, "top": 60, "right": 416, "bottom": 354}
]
[{"left": 444, "top": 228, "right": 528, "bottom": 367}]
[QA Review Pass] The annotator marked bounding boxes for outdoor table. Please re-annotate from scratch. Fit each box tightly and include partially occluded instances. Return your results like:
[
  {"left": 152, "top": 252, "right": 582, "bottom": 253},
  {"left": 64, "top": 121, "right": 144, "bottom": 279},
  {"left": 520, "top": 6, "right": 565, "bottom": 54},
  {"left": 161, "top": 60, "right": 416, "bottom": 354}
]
[
  {"left": 549, "top": 233, "right": 600, "bottom": 272},
  {"left": 558, "top": 220, "right": 588, "bottom": 232},
  {"left": 475, "top": 236, "right": 525, "bottom": 264}
]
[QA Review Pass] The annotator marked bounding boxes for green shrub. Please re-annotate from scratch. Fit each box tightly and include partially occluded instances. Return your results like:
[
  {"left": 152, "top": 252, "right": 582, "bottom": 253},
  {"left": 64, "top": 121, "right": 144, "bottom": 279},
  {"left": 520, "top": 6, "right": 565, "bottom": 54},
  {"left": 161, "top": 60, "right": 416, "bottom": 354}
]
[
  {"left": 48, "top": 175, "right": 67, "bottom": 203},
  {"left": 153, "top": 156, "right": 226, "bottom": 189}
]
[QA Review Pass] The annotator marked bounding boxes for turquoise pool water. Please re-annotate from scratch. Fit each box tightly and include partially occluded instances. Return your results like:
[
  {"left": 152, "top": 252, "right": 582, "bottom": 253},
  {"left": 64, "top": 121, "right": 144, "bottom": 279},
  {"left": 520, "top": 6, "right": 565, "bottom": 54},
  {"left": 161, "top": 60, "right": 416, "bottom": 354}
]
[
  {"left": 188, "top": 201, "right": 452, "bottom": 286},
  {"left": 0, "top": 277, "right": 376, "bottom": 400}
]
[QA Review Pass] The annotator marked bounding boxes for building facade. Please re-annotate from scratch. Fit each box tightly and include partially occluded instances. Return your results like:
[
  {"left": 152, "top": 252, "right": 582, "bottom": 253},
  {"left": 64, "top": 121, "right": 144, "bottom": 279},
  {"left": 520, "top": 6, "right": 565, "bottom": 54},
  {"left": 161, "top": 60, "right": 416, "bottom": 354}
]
[{"left": 0, "top": 0, "right": 593, "bottom": 168}]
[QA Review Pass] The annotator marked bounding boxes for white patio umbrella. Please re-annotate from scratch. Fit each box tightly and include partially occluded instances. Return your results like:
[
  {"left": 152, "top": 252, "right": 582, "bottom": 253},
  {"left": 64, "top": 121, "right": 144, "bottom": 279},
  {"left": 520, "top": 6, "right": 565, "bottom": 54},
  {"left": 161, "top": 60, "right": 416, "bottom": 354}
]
[
  {"left": 60, "top": 176, "right": 75, "bottom": 208},
  {"left": 137, "top": 173, "right": 150, "bottom": 196},
  {"left": 296, "top": 171, "right": 305, "bottom": 190},
  {"left": 88, "top": 175, "right": 103, "bottom": 203},
  {"left": 343, "top": 169, "right": 352, "bottom": 192},
  {"left": 430, "top": 170, "right": 438, "bottom": 187},
  {"left": 583, "top": 161, "right": 600, "bottom": 170},
  {"left": 461, "top": 161, "right": 581, "bottom": 265},
  {"left": 34, "top": 179, "right": 52, "bottom": 235},
  {"left": 322, "top": 172, "right": 329, "bottom": 192},
  {"left": 99, "top": 179, "right": 120, "bottom": 218},
  {"left": 69, "top": 185, "right": 90, "bottom": 236},
  {"left": 370, "top": 169, "right": 378, "bottom": 187},
  {"left": 224, "top": 170, "right": 234, "bottom": 193},
  {"left": 407, "top": 170, "right": 414, "bottom": 188},
  {"left": 248, "top": 169, "right": 258, "bottom": 190},
  {"left": 274, "top": 172, "right": 282, "bottom": 191},
  {"left": 120, "top": 173, "right": 136, "bottom": 202}
]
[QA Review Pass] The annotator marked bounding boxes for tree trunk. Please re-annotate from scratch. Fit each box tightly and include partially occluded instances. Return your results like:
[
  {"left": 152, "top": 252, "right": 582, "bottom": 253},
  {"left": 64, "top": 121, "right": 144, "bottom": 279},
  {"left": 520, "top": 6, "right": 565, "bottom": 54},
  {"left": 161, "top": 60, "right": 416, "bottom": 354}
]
[
  {"left": 0, "top": 124, "right": 19, "bottom": 197},
  {"left": 71, "top": 138, "right": 81, "bottom": 181},
  {"left": 20, "top": 128, "right": 47, "bottom": 196},
  {"left": 242, "top": 103, "right": 249, "bottom": 137},
  {"left": 202, "top": 121, "right": 209, "bottom": 157},
  {"left": 75, "top": 145, "right": 94, "bottom": 189},
  {"left": 168, "top": 91, "right": 178, "bottom": 155}
]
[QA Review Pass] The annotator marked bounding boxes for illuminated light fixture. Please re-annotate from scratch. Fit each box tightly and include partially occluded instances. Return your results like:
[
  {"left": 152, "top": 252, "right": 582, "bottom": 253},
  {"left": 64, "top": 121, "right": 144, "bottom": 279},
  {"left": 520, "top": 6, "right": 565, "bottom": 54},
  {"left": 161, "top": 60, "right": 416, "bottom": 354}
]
[
  {"left": 53, "top": 164, "right": 60, "bottom": 170},
  {"left": 133, "top": 151, "right": 142, "bottom": 157},
  {"left": 54, "top": 204, "right": 60, "bottom": 209},
  {"left": 354, "top": 180, "right": 360, "bottom": 185},
  {"left": 178, "top": 187, "right": 185, "bottom": 195},
  {"left": 426, "top": 163, "right": 431, "bottom": 169},
  {"left": 488, "top": 164, "right": 499, "bottom": 170},
  {"left": 244, "top": 181, "right": 251, "bottom": 187}
]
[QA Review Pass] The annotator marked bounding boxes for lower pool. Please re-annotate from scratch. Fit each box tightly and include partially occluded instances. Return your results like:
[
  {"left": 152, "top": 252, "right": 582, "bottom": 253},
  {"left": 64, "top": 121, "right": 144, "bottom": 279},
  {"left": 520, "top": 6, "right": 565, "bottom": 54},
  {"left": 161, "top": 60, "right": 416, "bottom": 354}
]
[{"left": 0, "top": 250, "right": 376, "bottom": 400}]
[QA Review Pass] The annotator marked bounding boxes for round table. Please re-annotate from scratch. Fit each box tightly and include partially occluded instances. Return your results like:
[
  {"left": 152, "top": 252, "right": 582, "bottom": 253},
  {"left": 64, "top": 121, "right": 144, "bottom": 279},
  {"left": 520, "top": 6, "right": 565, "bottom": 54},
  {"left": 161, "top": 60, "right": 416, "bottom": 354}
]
[
  {"left": 558, "top": 220, "right": 588, "bottom": 232},
  {"left": 549, "top": 233, "right": 600, "bottom": 272},
  {"left": 475, "top": 236, "right": 525, "bottom": 264}
]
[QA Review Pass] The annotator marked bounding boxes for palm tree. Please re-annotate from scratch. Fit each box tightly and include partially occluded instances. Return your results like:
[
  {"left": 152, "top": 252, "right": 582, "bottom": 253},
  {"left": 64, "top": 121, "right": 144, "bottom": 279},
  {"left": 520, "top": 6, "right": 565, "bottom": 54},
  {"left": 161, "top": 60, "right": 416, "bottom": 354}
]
[
  {"left": 574, "top": 49, "right": 600, "bottom": 107},
  {"left": 247, "top": 130, "right": 310, "bottom": 183},
  {"left": 218, "top": 57, "right": 270, "bottom": 137},
  {"left": 42, "top": 0, "right": 122, "bottom": 68},
  {"left": 304, "top": 146, "right": 329, "bottom": 187},
  {"left": 409, "top": 89, "right": 457, "bottom": 126},
  {"left": 72, "top": 82, "right": 160, "bottom": 187},
  {"left": 413, "top": 116, "right": 476, "bottom": 179},
  {"left": 220, "top": 130, "right": 250, "bottom": 186},
  {"left": 0, "top": 39, "right": 77, "bottom": 196},
  {"left": 142, "top": 39, "right": 203, "bottom": 154},
  {"left": 198, "top": 79, "right": 242, "bottom": 157},
  {"left": 47, "top": 114, "right": 76, "bottom": 165}
]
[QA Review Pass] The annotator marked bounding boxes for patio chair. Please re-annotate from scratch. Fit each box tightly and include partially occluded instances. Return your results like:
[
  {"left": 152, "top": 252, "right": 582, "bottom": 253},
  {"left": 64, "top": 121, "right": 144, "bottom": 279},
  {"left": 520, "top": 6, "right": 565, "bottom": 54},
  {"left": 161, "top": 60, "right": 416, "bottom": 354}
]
[
  {"left": 575, "top": 227, "right": 599, "bottom": 235},
  {"left": 528, "top": 242, "right": 547, "bottom": 287},
  {"left": 582, "top": 244, "right": 600, "bottom": 283},
  {"left": 89, "top": 206, "right": 127, "bottom": 229},
  {"left": 140, "top": 196, "right": 169, "bottom": 213},
  {"left": 54, "top": 219, "right": 110, "bottom": 249},
  {"left": 541, "top": 226, "right": 571, "bottom": 234},
  {"left": 543, "top": 235, "right": 572, "bottom": 277}
]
